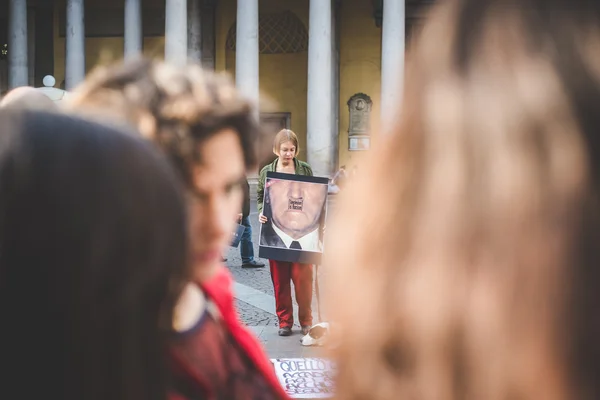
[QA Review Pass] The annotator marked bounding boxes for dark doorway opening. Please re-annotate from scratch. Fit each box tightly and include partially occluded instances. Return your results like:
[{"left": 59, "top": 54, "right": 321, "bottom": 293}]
[{"left": 257, "top": 112, "right": 291, "bottom": 174}]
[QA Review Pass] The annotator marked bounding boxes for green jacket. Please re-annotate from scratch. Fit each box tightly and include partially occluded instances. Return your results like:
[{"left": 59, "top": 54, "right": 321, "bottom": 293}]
[{"left": 257, "top": 158, "right": 313, "bottom": 214}]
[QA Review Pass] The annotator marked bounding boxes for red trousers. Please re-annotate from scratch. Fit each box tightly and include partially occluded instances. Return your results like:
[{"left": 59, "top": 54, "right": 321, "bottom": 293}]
[{"left": 269, "top": 260, "right": 313, "bottom": 328}]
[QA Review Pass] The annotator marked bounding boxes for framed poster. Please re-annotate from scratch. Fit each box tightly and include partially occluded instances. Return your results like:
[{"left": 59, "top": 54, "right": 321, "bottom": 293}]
[{"left": 259, "top": 172, "right": 329, "bottom": 264}]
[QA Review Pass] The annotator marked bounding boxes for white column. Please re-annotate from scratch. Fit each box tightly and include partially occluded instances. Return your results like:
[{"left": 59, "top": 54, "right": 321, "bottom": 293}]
[
  {"left": 332, "top": 0, "right": 340, "bottom": 169},
  {"left": 66, "top": 0, "right": 85, "bottom": 90},
  {"left": 8, "top": 0, "right": 28, "bottom": 89},
  {"left": 307, "top": 0, "right": 333, "bottom": 176},
  {"left": 165, "top": 0, "right": 188, "bottom": 65},
  {"left": 188, "top": 0, "right": 202, "bottom": 62},
  {"left": 27, "top": 8, "right": 35, "bottom": 86},
  {"left": 124, "top": 0, "right": 143, "bottom": 58},
  {"left": 235, "top": 0, "right": 259, "bottom": 119},
  {"left": 380, "top": 0, "right": 405, "bottom": 130}
]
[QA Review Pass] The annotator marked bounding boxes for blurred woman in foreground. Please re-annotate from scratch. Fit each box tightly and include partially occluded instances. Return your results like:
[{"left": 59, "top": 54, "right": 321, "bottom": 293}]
[
  {"left": 326, "top": 0, "right": 600, "bottom": 399},
  {"left": 0, "top": 111, "right": 188, "bottom": 400},
  {"left": 66, "top": 59, "right": 289, "bottom": 399}
]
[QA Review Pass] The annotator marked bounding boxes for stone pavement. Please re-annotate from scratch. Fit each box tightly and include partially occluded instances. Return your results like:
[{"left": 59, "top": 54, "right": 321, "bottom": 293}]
[{"left": 247, "top": 326, "right": 321, "bottom": 359}]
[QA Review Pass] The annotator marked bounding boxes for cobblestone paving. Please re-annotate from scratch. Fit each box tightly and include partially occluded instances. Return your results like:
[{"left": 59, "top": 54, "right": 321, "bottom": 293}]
[
  {"left": 235, "top": 298, "right": 278, "bottom": 326},
  {"left": 225, "top": 247, "right": 274, "bottom": 296}
]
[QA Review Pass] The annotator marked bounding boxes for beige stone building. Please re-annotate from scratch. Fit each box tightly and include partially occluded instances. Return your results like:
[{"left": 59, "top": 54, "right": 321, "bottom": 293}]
[{"left": 0, "top": 0, "right": 432, "bottom": 175}]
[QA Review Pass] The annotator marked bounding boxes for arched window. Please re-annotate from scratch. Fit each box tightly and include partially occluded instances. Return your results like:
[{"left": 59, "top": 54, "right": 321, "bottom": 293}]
[{"left": 226, "top": 11, "right": 308, "bottom": 54}]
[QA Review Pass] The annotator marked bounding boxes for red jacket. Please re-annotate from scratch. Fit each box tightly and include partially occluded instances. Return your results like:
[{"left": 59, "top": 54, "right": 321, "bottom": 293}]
[{"left": 169, "top": 267, "right": 289, "bottom": 400}]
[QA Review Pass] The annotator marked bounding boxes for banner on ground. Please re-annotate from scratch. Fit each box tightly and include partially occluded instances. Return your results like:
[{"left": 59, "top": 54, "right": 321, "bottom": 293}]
[{"left": 271, "top": 358, "right": 335, "bottom": 398}]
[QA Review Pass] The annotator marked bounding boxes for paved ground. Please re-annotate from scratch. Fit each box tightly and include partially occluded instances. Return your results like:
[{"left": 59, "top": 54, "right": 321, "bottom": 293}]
[
  {"left": 235, "top": 298, "right": 278, "bottom": 326},
  {"left": 226, "top": 247, "right": 274, "bottom": 296},
  {"left": 247, "top": 326, "right": 321, "bottom": 359}
]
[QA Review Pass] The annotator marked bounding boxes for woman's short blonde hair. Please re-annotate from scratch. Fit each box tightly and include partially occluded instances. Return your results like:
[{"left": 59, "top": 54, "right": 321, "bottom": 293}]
[{"left": 272, "top": 129, "right": 299, "bottom": 157}]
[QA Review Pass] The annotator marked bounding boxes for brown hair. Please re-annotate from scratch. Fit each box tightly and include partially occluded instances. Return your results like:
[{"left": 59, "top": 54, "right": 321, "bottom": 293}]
[
  {"left": 66, "top": 58, "right": 258, "bottom": 185},
  {"left": 326, "top": 0, "right": 600, "bottom": 399},
  {"left": 273, "top": 129, "right": 299, "bottom": 157}
]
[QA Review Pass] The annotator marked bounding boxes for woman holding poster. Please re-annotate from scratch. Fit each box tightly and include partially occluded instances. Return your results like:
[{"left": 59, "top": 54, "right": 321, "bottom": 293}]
[{"left": 258, "top": 129, "right": 314, "bottom": 337}]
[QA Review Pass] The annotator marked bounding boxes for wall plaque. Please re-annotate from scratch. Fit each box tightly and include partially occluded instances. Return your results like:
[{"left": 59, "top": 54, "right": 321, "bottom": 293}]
[
  {"left": 347, "top": 93, "right": 372, "bottom": 151},
  {"left": 347, "top": 93, "right": 372, "bottom": 136}
]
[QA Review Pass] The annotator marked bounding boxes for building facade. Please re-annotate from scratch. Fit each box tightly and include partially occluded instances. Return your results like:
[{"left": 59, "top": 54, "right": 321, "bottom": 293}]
[{"left": 0, "top": 0, "right": 432, "bottom": 175}]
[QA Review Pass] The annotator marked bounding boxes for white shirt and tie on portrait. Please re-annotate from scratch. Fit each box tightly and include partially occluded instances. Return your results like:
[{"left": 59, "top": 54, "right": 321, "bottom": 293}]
[{"left": 271, "top": 224, "right": 322, "bottom": 252}]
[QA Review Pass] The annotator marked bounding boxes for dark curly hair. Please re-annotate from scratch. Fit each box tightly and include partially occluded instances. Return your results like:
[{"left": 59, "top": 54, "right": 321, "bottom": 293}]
[{"left": 67, "top": 58, "right": 258, "bottom": 186}]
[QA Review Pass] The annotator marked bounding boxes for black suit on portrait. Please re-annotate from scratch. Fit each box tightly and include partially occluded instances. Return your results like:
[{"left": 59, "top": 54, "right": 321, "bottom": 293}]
[
  {"left": 259, "top": 221, "right": 286, "bottom": 248},
  {"left": 259, "top": 220, "right": 322, "bottom": 264}
]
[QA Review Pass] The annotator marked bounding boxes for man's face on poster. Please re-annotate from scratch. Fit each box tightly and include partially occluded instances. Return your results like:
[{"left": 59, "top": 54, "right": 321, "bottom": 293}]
[{"left": 268, "top": 179, "right": 327, "bottom": 239}]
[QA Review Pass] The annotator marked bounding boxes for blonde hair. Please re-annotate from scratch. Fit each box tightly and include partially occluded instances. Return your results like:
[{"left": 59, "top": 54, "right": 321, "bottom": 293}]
[
  {"left": 273, "top": 129, "right": 299, "bottom": 157},
  {"left": 326, "top": 0, "right": 600, "bottom": 399}
]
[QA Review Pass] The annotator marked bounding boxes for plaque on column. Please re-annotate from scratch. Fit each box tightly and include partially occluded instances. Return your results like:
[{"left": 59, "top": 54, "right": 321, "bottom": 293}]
[{"left": 347, "top": 93, "right": 372, "bottom": 151}]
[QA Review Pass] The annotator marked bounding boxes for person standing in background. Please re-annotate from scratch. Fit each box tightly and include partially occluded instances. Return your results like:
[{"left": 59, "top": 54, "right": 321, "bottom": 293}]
[
  {"left": 258, "top": 129, "right": 314, "bottom": 337},
  {"left": 239, "top": 177, "right": 265, "bottom": 268}
]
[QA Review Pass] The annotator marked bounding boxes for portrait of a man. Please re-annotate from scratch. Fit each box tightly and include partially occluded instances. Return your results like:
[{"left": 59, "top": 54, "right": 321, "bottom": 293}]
[{"left": 259, "top": 172, "right": 328, "bottom": 264}]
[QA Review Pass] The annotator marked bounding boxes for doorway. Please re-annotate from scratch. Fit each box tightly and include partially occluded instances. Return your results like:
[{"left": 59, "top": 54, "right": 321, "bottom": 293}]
[{"left": 257, "top": 112, "right": 291, "bottom": 174}]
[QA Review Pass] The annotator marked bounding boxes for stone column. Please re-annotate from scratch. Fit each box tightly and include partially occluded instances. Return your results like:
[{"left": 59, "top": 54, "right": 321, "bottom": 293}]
[
  {"left": 307, "top": 0, "right": 333, "bottom": 176},
  {"left": 165, "top": 0, "right": 187, "bottom": 65},
  {"left": 380, "top": 0, "right": 405, "bottom": 130},
  {"left": 27, "top": 7, "right": 35, "bottom": 86},
  {"left": 124, "top": 0, "right": 143, "bottom": 58},
  {"left": 235, "top": 0, "right": 259, "bottom": 119},
  {"left": 188, "top": 0, "right": 201, "bottom": 62},
  {"left": 8, "top": 0, "right": 28, "bottom": 89},
  {"left": 332, "top": 0, "right": 341, "bottom": 169},
  {"left": 66, "top": 0, "right": 85, "bottom": 90}
]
